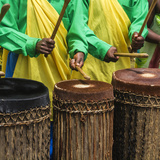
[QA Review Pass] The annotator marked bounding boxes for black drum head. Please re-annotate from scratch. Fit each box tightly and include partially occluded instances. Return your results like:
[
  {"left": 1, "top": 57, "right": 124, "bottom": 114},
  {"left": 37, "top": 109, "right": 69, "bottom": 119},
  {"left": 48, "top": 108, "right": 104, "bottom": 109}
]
[{"left": 0, "top": 78, "right": 49, "bottom": 113}]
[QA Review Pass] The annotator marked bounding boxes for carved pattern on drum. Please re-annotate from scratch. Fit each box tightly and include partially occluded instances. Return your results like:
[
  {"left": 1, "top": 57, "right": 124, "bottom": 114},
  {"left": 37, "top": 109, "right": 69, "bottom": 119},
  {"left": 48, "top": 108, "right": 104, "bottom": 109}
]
[
  {"left": 53, "top": 94, "right": 114, "bottom": 160},
  {"left": 0, "top": 106, "right": 50, "bottom": 160},
  {"left": 113, "top": 90, "right": 160, "bottom": 160}
]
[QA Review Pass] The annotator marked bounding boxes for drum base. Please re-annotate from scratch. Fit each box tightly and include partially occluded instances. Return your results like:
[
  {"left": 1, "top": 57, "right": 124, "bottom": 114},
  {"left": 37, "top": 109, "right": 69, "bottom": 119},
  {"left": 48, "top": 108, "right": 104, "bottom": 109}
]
[
  {"left": 53, "top": 94, "right": 114, "bottom": 160},
  {"left": 113, "top": 90, "right": 160, "bottom": 160},
  {"left": 0, "top": 106, "right": 50, "bottom": 160}
]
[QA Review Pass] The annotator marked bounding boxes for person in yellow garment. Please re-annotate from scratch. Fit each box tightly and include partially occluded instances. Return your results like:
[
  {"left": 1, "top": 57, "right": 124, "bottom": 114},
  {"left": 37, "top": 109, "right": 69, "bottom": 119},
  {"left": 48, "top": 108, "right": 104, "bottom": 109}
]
[
  {"left": 70, "top": 0, "right": 149, "bottom": 84},
  {"left": 0, "top": 0, "right": 94, "bottom": 104},
  {"left": 0, "top": 0, "right": 93, "bottom": 159},
  {"left": 136, "top": 0, "right": 160, "bottom": 68}
]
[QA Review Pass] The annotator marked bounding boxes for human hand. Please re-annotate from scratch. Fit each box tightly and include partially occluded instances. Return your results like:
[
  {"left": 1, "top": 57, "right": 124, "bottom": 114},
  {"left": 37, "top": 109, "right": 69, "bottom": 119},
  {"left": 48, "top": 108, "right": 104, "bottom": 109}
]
[
  {"left": 36, "top": 38, "right": 55, "bottom": 55},
  {"left": 70, "top": 52, "right": 84, "bottom": 70},
  {"left": 104, "top": 46, "right": 119, "bottom": 63},
  {"left": 131, "top": 32, "right": 144, "bottom": 52}
]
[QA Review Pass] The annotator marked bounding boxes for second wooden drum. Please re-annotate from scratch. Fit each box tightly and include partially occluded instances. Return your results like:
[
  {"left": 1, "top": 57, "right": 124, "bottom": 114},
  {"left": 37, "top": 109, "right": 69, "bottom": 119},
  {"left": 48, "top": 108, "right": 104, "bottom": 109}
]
[
  {"left": 112, "top": 68, "right": 160, "bottom": 160},
  {"left": 52, "top": 80, "right": 114, "bottom": 160}
]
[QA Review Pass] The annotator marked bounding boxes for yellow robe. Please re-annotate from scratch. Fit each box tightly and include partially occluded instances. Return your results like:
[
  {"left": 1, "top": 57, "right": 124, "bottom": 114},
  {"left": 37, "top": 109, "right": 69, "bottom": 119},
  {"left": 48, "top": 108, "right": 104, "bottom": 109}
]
[
  {"left": 71, "top": 0, "right": 131, "bottom": 83},
  {"left": 2, "top": 0, "right": 71, "bottom": 119}
]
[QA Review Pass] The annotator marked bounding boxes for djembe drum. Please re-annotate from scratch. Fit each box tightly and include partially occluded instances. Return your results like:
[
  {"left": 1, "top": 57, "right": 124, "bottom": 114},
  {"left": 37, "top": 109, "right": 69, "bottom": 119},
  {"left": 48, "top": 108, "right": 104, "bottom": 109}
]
[
  {"left": 112, "top": 68, "right": 160, "bottom": 160},
  {"left": 52, "top": 80, "right": 114, "bottom": 160},
  {"left": 0, "top": 78, "right": 50, "bottom": 160}
]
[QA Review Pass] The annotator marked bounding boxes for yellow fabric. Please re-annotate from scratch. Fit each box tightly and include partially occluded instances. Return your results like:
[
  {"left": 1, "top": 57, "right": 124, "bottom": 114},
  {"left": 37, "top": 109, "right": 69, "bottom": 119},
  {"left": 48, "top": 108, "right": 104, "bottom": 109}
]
[
  {"left": 2, "top": 49, "right": 9, "bottom": 73},
  {"left": 71, "top": 0, "right": 131, "bottom": 83},
  {"left": 13, "top": 0, "right": 71, "bottom": 119}
]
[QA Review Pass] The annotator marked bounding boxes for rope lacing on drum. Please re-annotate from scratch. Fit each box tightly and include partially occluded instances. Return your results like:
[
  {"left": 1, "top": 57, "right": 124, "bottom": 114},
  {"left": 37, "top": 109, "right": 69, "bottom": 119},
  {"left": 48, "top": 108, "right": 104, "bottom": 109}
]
[
  {"left": 0, "top": 106, "right": 50, "bottom": 127},
  {"left": 114, "top": 89, "right": 160, "bottom": 108},
  {"left": 52, "top": 93, "right": 114, "bottom": 115}
]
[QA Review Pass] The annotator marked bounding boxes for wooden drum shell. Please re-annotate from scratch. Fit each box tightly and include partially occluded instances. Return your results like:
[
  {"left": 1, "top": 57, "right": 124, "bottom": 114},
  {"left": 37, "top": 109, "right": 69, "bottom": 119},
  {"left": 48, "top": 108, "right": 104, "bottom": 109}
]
[
  {"left": 0, "top": 78, "right": 50, "bottom": 160},
  {"left": 112, "top": 68, "right": 160, "bottom": 160},
  {"left": 52, "top": 80, "right": 114, "bottom": 160}
]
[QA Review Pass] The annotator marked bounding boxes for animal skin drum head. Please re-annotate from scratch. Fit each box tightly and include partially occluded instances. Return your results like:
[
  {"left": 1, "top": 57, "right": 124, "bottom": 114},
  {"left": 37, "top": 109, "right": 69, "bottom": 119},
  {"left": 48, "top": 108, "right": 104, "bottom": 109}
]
[
  {"left": 112, "top": 68, "right": 160, "bottom": 96},
  {"left": 0, "top": 78, "right": 49, "bottom": 113},
  {"left": 54, "top": 79, "right": 114, "bottom": 101}
]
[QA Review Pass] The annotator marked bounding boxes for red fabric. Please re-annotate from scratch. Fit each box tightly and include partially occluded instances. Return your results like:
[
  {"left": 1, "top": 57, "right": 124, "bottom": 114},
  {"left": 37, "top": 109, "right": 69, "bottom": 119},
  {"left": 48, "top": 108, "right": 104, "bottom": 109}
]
[{"left": 149, "top": 45, "right": 160, "bottom": 68}]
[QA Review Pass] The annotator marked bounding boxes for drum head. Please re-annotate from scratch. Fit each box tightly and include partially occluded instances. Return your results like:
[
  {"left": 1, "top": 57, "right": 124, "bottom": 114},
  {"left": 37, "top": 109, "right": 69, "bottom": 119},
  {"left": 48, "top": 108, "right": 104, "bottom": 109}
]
[
  {"left": 54, "top": 79, "right": 114, "bottom": 101},
  {"left": 112, "top": 68, "right": 160, "bottom": 96},
  {"left": 0, "top": 78, "right": 49, "bottom": 113}
]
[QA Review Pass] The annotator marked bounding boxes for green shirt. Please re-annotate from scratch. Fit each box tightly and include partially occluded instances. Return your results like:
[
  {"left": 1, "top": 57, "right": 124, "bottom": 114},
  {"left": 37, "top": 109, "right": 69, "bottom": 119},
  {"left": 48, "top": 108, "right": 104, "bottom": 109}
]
[
  {"left": 118, "top": 0, "right": 149, "bottom": 41},
  {"left": 0, "top": 0, "right": 149, "bottom": 62},
  {"left": 0, "top": 0, "right": 89, "bottom": 59},
  {"left": 78, "top": 0, "right": 149, "bottom": 61}
]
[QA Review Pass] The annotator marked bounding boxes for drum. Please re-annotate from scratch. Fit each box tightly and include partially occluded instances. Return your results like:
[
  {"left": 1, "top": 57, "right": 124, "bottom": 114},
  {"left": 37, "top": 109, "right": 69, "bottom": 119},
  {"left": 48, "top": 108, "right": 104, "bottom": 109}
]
[
  {"left": 0, "top": 78, "right": 50, "bottom": 160},
  {"left": 112, "top": 68, "right": 160, "bottom": 160},
  {"left": 52, "top": 80, "right": 114, "bottom": 160}
]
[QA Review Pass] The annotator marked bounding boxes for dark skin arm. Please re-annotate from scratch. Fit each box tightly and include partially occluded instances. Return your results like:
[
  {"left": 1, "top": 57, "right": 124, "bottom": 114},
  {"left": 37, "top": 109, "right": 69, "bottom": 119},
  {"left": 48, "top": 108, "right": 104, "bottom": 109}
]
[
  {"left": 69, "top": 46, "right": 119, "bottom": 70},
  {"left": 36, "top": 38, "right": 55, "bottom": 55},
  {"left": 145, "top": 0, "right": 160, "bottom": 44}
]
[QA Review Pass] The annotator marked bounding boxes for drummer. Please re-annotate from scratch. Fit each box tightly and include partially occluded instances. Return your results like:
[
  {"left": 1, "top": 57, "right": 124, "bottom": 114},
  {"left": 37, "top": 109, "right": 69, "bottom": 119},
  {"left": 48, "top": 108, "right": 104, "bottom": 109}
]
[
  {"left": 0, "top": 0, "right": 95, "bottom": 104},
  {"left": 0, "top": 0, "right": 128, "bottom": 98},
  {"left": 136, "top": 0, "right": 160, "bottom": 68},
  {"left": 70, "top": 0, "right": 149, "bottom": 84}
]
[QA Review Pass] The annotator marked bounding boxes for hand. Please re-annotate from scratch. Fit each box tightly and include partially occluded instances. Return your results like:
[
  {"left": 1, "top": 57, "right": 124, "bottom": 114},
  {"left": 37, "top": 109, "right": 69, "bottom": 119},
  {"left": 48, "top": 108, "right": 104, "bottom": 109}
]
[
  {"left": 70, "top": 52, "right": 84, "bottom": 70},
  {"left": 104, "top": 46, "right": 119, "bottom": 63},
  {"left": 131, "top": 32, "right": 144, "bottom": 52},
  {"left": 36, "top": 38, "right": 55, "bottom": 55}
]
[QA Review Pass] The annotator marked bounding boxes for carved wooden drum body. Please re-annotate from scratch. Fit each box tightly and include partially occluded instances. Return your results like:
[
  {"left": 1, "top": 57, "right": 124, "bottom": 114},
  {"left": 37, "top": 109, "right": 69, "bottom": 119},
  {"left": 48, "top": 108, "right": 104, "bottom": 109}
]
[
  {"left": 112, "top": 68, "right": 160, "bottom": 160},
  {"left": 0, "top": 78, "right": 50, "bottom": 160},
  {"left": 52, "top": 80, "right": 114, "bottom": 160}
]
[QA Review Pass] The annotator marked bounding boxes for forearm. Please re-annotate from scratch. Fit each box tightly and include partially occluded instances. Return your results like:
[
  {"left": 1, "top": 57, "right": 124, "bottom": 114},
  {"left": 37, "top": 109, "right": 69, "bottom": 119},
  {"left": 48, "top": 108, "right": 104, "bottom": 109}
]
[
  {"left": 128, "top": 0, "right": 149, "bottom": 41},
  {"left": 67, "top": 0, "right": 88, "bottom": 60},
  {"left": 145, "top": 28, "right": 160, "bottom": 44},
  {"left": 0, "top": 0, "right": 41, "bottom": 57},
  {"left": 0, "top": 27, "right": 41, "bottom": 57}
]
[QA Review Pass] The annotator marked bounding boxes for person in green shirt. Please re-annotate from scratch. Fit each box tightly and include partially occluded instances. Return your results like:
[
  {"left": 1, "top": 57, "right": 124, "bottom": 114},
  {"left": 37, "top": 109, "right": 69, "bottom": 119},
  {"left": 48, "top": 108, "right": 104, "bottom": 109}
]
[
  {"left": 70, "top": 0, "right": 149, "bottom": 82},
  {"left": 0, "top": 0, "right": 89, "bottom": 77}
]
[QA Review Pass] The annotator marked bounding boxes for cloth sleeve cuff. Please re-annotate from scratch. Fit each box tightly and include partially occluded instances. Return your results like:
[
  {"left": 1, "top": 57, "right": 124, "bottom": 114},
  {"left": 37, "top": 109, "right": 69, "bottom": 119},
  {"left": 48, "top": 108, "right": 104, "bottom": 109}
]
[{"left": 26, "top": 38, "right": 41, "bottom": 57}]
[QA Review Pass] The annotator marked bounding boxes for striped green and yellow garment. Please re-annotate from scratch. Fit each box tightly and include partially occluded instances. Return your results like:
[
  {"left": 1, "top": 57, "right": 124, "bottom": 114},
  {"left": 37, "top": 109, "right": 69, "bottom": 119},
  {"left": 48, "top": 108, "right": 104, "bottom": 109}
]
[{"left": 71, "top": 0, "right": 149, "bottom": 83}]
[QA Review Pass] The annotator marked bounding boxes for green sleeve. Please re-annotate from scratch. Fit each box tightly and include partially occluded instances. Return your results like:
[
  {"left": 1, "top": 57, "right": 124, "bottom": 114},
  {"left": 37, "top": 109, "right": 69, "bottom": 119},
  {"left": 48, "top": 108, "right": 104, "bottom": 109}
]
[
  {"left": 83, "top": 0, "right": 112, "bottom": 61},
  {"left": 85, "top": 24, "right": 112, "bottom": 61},
  {"left": 119, "top": 0, "right": 149, "bottom": 41},
  {"left": 66, "top": 0, "right": 88, "bottom": 60},
  {"left": 0, "top": 0, "right": 41, "bottom": 57}
]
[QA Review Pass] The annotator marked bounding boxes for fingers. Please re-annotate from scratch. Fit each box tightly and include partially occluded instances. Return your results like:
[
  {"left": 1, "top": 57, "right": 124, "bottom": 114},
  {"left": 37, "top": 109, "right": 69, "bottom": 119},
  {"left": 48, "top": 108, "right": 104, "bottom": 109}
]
[
  {"left": 36, "top": 38, "right": 55, "bottom": 55},
  {"left": 132, "top": 32, "right": 144, "bottom": 51},
  {"left": 69, "top": 52, "right": 84, "bottom": 70},
  {"left": 75, "top": 57, "right": 84, "bottom": 68},
  {"left": 70, "top": 59, "right": 76, "bottom": 70},
  {"left": 104, "top": 46, "right": 119, "bottom": 63}
]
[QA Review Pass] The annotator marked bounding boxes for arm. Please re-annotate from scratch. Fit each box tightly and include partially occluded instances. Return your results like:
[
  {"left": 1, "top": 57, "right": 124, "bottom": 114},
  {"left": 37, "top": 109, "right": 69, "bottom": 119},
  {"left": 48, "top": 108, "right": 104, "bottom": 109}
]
[
  {"left": 145, "top": 0, "right": 160, "bottom": 44},
  {"left": 69, "top": 0, "right": 118, "bottom": 69},
  {"left": 128, "top": 0, "right": 149, "bottom": 42},
  {"left": 0, "top": 0, "right": 54, "bottom": 57},
  {"left": 0, "top": 0, "right": 41, "bottom": 57},
  {"left": 67, "top": 0, "right": 88, "bottom": 61}
]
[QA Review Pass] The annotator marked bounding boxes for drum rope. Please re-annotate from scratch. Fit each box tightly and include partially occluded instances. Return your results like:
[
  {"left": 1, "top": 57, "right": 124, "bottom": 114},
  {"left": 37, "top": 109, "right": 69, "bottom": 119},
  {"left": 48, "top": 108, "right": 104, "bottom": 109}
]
[
  {"left": 114, "top": 89, "right": 160, "bottom": 108},
  {"left": 52, "top": 93, "right": 114, "bottom": 114},
  {"left": 53, "top": 105, "right": 114, "bottom": 114},
  {"left": 0, "top": 106, "right": 50, "bottom": 127},
  {"left": 53, "top": 93, "right": 114, "bottom": 124}
]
